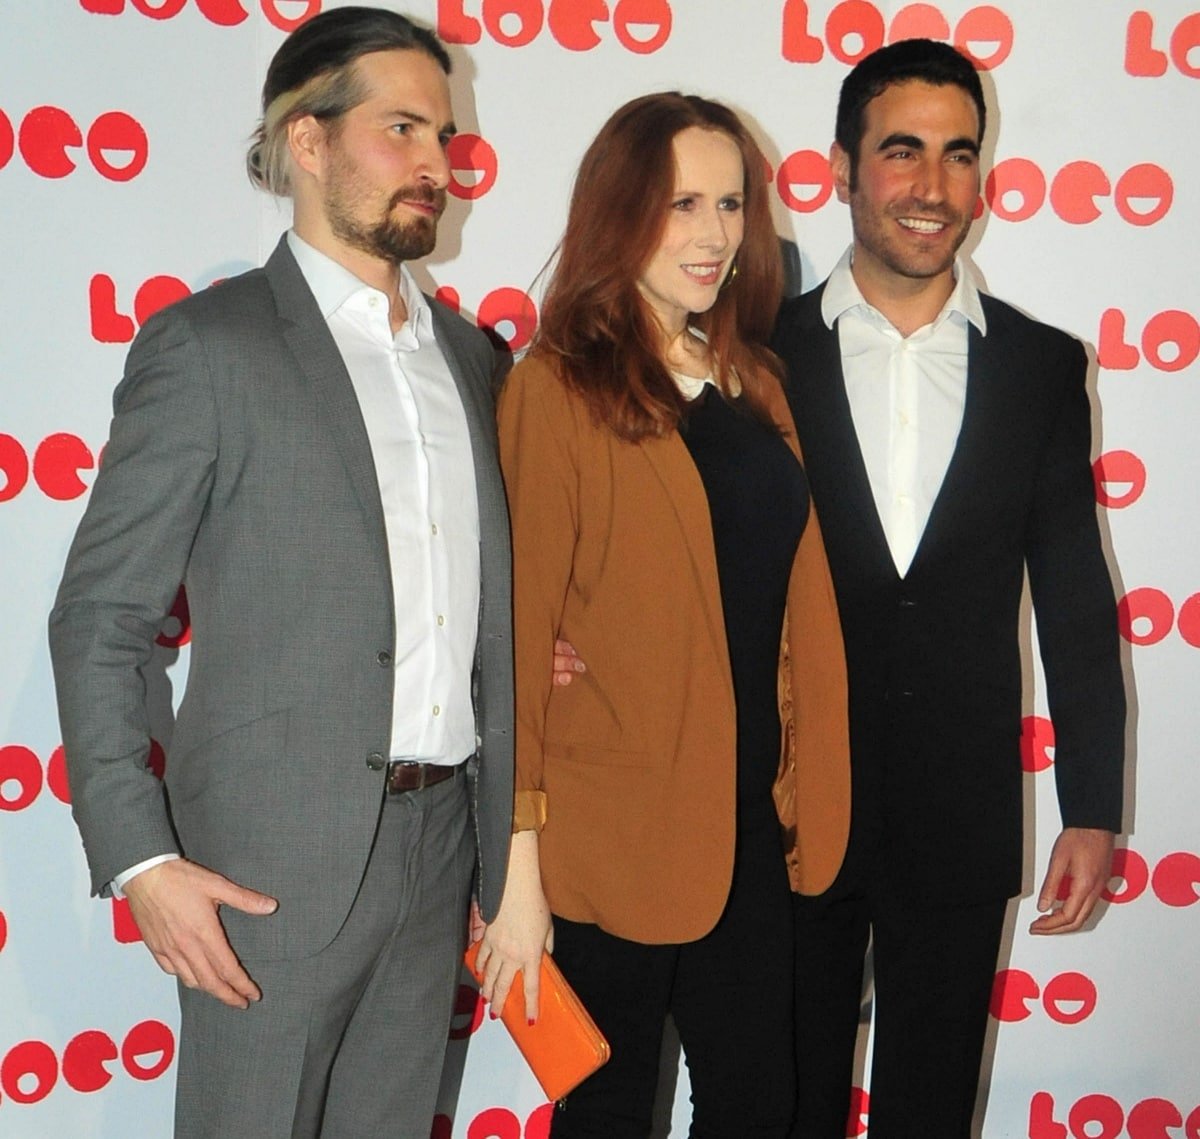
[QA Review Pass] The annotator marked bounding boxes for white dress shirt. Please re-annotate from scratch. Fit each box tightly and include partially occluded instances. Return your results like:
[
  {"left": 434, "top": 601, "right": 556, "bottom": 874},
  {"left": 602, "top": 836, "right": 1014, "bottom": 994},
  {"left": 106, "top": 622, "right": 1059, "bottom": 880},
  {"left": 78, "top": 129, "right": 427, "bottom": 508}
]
[
  {"left": 822, "top": 247, "right": 987, "bottom": 577},
  {"left": 113, "top": 232, "right": 480, "bottom": 895}
]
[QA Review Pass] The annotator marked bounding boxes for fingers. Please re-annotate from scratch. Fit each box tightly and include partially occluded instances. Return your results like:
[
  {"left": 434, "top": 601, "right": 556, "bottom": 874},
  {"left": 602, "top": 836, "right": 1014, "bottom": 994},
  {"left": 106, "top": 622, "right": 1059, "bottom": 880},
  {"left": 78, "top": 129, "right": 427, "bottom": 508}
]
[
  {"left": 552, "top": 638, "right": 586, "bottom": 686},
  {"left": 522, "top": 962, "right": 540, "bottom": 1025},
  {"left": 124, "top": 859, "right": 270, "bottom": 1007},
  {"left": 211, "top": 877, "right": 279, "bottom": 915},
  {"left": 489, "top": 961, "right": 519, "bottom": 1021},
  {"left": 1031, "top": 828, "right": 1114, "bottom": 936}
]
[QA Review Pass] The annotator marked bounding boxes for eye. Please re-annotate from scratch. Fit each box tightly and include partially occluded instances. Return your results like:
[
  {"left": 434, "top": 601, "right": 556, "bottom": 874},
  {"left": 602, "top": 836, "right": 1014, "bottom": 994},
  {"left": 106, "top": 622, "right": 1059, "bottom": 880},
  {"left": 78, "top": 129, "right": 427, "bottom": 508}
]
[
  {"left": 672, "top": 196, "right": 696, "bottom": 211},
  {"left": 718, "top": 196, "right": 744, "bottom": 212},
  {"left": 438, "top": 132, "right": 455, "bottom": 149},
  {"left": 391, "top": 121, "right": 413, "bottom": 137}
]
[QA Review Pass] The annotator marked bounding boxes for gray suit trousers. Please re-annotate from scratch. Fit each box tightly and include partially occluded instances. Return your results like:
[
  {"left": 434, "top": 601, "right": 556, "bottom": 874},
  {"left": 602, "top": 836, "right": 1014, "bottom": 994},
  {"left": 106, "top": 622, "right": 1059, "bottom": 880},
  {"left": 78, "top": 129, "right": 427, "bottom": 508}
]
[{"left": 173, "top": 773, "right": 472, "bottom": 1139}]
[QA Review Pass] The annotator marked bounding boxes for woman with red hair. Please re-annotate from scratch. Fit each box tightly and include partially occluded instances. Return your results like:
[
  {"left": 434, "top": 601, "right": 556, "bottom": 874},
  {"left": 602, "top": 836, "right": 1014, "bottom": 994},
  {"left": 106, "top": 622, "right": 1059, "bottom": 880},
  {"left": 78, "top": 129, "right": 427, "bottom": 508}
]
[{"left": 475, "top": 92, "right": 850, "bottom": 1138}]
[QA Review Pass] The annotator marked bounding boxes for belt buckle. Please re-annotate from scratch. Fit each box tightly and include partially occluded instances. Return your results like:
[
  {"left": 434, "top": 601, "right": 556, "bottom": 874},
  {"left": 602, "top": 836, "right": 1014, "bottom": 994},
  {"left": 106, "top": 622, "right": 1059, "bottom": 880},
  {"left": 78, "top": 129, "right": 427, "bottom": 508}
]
[{"left": 387, "top": 760, "right": 426, "bottom": 794}]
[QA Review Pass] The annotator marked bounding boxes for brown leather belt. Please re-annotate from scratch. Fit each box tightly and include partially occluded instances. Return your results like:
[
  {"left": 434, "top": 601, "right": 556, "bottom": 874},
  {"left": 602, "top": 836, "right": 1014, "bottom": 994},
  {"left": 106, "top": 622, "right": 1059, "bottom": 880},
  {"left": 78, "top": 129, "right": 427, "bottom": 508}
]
[{"left": 385, "top": 759, "right": 465, "bottom": 795}]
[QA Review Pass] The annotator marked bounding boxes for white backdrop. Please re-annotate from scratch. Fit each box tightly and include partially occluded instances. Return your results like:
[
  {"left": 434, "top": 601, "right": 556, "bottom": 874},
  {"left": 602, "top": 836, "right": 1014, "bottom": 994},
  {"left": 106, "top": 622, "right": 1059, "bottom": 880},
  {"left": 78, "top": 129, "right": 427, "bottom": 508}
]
[{"left": 1, "top": 2, "right": 1198, "bottom": 1137}]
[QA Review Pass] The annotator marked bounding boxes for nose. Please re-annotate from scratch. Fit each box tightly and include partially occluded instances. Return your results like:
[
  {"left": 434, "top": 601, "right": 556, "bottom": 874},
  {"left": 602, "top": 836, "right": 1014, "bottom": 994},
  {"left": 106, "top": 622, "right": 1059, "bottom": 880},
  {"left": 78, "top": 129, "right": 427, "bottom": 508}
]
[
  {"left": 697, "top": 205, "right": 731, "bottom": 252},
  {"left": 419, "top": 137, "right": 452, "bottom": 191},
  {"left": 913, "top": 156, "right": 947, "bottom": 203}
]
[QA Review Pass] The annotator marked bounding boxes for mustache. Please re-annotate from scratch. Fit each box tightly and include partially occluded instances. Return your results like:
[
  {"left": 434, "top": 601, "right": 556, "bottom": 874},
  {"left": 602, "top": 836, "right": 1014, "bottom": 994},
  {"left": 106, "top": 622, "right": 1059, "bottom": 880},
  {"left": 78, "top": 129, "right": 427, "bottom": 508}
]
[
  {"left": 888, "top": 199, "right": 962, "bottom": 222},
  {"left": 389, "top": 185, "right": 446, "bottom": 215}
]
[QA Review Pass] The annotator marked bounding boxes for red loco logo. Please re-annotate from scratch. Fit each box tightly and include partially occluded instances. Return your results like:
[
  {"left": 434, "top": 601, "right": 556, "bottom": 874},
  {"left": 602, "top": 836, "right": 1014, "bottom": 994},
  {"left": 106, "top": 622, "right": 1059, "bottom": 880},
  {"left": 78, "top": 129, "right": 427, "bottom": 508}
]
[
  {"left": 1030, "top": 1092, "right": 1200, "bottom": 1139},
  {"left": 435, "top": 286, "right": 539, "bottom": 352},
  {"left": 78, "top": 0, "right": 319, "bottom": 31},
  {"left": 1093, "top": 451, "right": 1146, "bottom": 510},
  {"left": 1118, "top": 589, "right": 1200, "bottom": 648},
  {"left": 1126, "top": 10, "right": 1200, "bottom": 77},
  {"left": 990, "top": 970, "right": 1097, "bottom": 1024},
  {"left": 773, "top": 152, "right": 1172, "bottom": 226},
  {"left": 447, "top": 134, "right": 499, "bottom": 200},
  {"left": 443, "top": 1104, "right": 554, "bottom": 1139},
  {"left": 438, "top": 0, "right": 672, "bottom": 54},
  {"left": 0, "top": 434, "right": 97, "bottom": 503},
  {"left": 0, "top": 738, "right": 168, "bottom": 815},
  {"left": 1100, "top": 309, "right": 1198, "bottom": 373},
  {"left": 0, "top": 1021, "right": 174, "bottom": 1108},
  {"left": 89, "top": 266, "right": 520, "bottom": 351},
  {"left": 0, "top": 107, "right": 147, "bottom": 181},
  {"left": 782, "top": 1, "right": 1013, "bottom": 69}
]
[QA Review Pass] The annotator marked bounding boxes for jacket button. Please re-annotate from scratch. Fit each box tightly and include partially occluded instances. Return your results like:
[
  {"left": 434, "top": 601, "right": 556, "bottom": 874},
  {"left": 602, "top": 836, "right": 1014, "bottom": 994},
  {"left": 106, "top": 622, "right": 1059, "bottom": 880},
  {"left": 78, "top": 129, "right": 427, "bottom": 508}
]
[
  {"left": 899, "top": 597, "right": 916, "bottom": 608},
  {"left": 365, "top": 752, "right": 386, "bottom": 771},
  {"left": 377, "top": 650, "right": 392, "bottom": 666}
]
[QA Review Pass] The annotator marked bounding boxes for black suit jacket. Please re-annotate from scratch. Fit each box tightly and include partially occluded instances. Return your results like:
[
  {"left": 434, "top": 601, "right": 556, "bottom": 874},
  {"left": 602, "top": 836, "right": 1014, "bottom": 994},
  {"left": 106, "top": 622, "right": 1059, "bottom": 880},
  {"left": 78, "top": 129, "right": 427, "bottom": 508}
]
[{"left": 773, "top": 283, "right": 1124, "bottom": 905}]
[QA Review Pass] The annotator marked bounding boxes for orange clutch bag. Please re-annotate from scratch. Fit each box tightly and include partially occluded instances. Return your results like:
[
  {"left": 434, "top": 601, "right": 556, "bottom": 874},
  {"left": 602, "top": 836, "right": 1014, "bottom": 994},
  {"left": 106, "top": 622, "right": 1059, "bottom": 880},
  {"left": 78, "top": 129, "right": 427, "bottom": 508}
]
[{"left": 463, "top": 940, "right": 611, "bottom": 1102}]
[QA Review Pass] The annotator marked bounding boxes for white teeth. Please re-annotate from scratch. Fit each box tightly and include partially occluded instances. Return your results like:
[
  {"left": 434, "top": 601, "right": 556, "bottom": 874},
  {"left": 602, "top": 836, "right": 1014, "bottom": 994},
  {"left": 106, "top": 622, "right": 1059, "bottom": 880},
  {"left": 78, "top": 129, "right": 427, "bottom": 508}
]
[
  {"left": 898, "top": 217, "right": 945, "bottom": 233},
  {"left": 682, "top": 264, "right": 719, "bottom": 279}
]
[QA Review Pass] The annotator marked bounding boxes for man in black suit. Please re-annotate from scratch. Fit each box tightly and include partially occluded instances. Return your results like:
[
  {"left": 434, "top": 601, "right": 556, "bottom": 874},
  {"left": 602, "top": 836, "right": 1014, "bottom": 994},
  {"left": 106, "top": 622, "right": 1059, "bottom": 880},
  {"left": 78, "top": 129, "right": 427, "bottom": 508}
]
[{"left": 772, "top": 39, "right": 1125, "bottom": 1138}]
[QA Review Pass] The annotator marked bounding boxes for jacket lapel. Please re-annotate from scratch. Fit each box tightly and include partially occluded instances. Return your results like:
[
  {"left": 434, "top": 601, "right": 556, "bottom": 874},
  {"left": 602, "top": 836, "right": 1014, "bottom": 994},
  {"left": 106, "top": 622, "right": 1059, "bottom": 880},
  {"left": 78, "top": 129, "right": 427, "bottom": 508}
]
[
  {"left": 263, "top": 238, "right": 388, "bottom": 551},
  {"left": 795, "top": 297, "right": 897, "bottom": 580}
]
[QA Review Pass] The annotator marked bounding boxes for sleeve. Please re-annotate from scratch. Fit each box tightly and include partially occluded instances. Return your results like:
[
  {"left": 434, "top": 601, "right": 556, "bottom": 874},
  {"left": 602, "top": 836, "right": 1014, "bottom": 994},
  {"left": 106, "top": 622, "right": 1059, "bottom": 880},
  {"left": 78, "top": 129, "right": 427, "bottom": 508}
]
[
  {"left": 1026, "top": 335, "right": 1126, "bottom": 833},
  {"left": 496, "top": 358, "right": 582, "bottom": 832},
  {"left": 48, "top": 306, "right": 219, "bottom": 894}
]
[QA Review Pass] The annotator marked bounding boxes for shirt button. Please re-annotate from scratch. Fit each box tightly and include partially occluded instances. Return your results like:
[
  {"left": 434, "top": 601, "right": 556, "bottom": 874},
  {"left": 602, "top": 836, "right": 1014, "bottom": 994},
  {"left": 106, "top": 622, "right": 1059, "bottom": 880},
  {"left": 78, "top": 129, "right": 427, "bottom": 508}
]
[
  {"left": 377, "top": 650, "right": 392, "bottom": 666},
  {"left": 431, "top": 523, "right": 439, "bottom": 536},
  {"left": 436, "top": 615, "right": 445, "bottom": 627},
  {"left": 432, "top": 705, "right": 441, "bottom": 717}
]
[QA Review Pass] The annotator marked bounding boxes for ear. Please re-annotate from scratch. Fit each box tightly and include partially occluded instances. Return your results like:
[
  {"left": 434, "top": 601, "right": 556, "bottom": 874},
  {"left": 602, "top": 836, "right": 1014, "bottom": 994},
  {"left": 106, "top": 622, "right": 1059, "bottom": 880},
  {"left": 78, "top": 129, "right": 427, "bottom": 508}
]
[
  {"left": 287, "top": 114, "right": 328, "bottom": 182},
  {"left": 830, "top": 142, "right": 852, "bottom": 204}
]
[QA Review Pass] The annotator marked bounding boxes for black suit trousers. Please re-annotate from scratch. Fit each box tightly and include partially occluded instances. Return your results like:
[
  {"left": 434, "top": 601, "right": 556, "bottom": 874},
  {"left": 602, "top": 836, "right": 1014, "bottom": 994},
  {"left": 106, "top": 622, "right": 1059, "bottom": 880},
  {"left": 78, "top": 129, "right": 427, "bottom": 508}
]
[{"left": 792, "top": 888, "right": 1006, "bottom": 1139}]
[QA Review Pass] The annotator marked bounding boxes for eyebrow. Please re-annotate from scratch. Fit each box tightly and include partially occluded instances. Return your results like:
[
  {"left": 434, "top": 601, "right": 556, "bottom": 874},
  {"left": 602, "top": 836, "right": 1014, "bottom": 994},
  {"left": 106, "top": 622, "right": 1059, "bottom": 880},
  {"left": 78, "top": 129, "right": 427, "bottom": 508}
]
[
  {"left": 385, "top": 108, "right": 457, "bottom": 137},
  {"left": 877, "top": 132, "right": 979, "bottom": 155}
]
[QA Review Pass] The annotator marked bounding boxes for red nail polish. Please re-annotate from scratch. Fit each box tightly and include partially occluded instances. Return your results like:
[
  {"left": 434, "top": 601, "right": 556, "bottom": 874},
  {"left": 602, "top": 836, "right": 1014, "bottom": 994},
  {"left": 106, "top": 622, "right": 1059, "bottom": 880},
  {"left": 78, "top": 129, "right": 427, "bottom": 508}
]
[{"left": 527, "top": 1018, "right": 536, "bottom": 1027}]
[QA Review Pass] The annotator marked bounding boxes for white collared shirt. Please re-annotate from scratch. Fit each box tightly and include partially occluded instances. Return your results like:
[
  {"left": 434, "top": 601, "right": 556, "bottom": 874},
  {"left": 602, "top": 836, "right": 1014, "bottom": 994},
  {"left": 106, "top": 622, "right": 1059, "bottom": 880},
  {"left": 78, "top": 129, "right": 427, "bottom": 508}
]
[
  {"left": 288, "top": 231, "right": 480, "bottom": 766},
  {"left": 822, "top": 247, "right": 987, "bottom": 577}
]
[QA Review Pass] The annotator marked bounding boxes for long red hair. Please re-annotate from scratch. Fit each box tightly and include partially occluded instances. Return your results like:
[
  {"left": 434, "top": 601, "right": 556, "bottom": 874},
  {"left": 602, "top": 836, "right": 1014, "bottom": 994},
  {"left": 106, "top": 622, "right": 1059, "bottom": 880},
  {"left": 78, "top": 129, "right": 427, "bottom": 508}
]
[{"left": 531, "top": 92, "right": 783, "bottom": 441}]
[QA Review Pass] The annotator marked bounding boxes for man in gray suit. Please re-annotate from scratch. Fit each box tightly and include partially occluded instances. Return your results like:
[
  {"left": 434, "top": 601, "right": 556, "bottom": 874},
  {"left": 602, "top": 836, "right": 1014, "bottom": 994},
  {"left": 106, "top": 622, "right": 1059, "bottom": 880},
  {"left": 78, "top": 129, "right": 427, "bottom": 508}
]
[{"left": 48, "top": 9, "right": 513, "bottom": 1137}]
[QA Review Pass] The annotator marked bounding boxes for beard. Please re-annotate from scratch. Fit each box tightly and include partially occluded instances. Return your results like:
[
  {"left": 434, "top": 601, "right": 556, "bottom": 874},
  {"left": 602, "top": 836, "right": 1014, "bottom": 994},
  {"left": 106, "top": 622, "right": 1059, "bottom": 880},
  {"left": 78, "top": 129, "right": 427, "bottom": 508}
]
[
  {"left": 849, "top": 194, "right": 972, "bottom": 281},
  {"left": 326, "top": 178, "right": 446, "bottom": 265}
]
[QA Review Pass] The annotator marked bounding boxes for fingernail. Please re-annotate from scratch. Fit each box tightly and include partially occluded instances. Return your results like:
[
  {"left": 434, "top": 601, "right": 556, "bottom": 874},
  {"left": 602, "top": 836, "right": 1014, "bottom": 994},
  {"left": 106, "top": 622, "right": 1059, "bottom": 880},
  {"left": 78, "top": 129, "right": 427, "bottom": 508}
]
[
  {"left": 527, "top": 1018, "right": 536, "bottom": 1027},
  {"left": 490, "top": 1010, "right": 499, "bottom": 1020}
]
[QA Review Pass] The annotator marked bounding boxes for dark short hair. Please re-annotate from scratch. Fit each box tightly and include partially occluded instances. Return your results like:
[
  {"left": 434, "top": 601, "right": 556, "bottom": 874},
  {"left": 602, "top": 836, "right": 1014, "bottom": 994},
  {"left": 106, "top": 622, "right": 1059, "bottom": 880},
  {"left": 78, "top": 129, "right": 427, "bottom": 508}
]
[
  {"left": 836, "top": 39, "right": 986, "bottom": 184},
  {"left": 247, "top": 7, "right": 450, "bottom": 195}
]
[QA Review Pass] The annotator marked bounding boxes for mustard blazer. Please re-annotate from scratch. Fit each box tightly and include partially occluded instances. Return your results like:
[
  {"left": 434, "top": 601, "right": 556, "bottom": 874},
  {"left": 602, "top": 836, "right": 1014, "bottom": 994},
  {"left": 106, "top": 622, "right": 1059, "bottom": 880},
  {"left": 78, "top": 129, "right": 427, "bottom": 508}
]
[{"left": 498, "top": 354, "right": 850, "bottom": 944}]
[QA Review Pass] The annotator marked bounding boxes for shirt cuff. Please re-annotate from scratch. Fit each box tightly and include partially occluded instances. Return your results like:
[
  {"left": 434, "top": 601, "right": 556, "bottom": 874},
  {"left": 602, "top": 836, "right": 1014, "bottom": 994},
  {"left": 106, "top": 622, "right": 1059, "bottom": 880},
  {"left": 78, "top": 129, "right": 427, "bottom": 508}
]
[
  {"left": 111, "top": 853, "right": 181, "bottom": 899},
  {"left": 512, "top": 790, "right": 548, "bottom": 834}
]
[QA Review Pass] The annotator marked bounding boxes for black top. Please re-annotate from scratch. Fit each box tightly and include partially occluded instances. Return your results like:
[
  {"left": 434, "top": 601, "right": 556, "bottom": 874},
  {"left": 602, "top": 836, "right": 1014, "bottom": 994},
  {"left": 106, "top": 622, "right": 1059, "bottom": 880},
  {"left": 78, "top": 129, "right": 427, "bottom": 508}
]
[{"left": 679, "top": 386, "right": 809, "bottom": 833}]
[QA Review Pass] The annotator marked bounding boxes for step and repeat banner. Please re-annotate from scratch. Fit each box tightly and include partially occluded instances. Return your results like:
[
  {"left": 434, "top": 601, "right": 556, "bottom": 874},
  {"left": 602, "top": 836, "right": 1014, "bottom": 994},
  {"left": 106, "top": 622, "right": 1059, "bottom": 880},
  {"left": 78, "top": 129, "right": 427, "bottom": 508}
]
[{"left": 1, "top": 2, "right": 1197, "bottom": 1136}]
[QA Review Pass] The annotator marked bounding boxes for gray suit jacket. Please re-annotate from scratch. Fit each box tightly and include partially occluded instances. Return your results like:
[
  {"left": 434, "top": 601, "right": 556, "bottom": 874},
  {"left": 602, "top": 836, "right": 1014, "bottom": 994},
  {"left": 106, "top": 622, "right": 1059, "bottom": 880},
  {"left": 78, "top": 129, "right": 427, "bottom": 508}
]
[{"left": 49, "top": 237, "right": 514, "bottom": 960}]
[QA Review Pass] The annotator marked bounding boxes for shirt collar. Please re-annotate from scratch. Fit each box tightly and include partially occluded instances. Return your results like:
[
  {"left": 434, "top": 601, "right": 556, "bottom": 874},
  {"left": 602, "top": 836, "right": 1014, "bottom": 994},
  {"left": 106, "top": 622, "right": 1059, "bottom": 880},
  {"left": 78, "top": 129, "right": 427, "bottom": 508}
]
[
  {"left": 286, "top": 229, "right": 433, "bottom": 340},
  {"left": 820, "top": 246, "right": 987, "bottom": 337}
]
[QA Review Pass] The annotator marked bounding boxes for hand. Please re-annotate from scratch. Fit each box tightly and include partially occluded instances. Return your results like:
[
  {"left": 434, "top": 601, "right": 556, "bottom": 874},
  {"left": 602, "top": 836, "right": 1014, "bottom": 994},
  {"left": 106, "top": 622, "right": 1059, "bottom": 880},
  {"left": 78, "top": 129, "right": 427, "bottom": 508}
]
[
  {"left": 123, "top": 858, "right": 278, "bottom": 1007},
  {"left": 552, "top": 638, "right": 586, "bottom": 687},
  {"left": 1029, "top": 827, "right": 1115, "bottom": 935},
  {"left": 473, "top": 832, "right": 553, "bottom": 1022}
]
